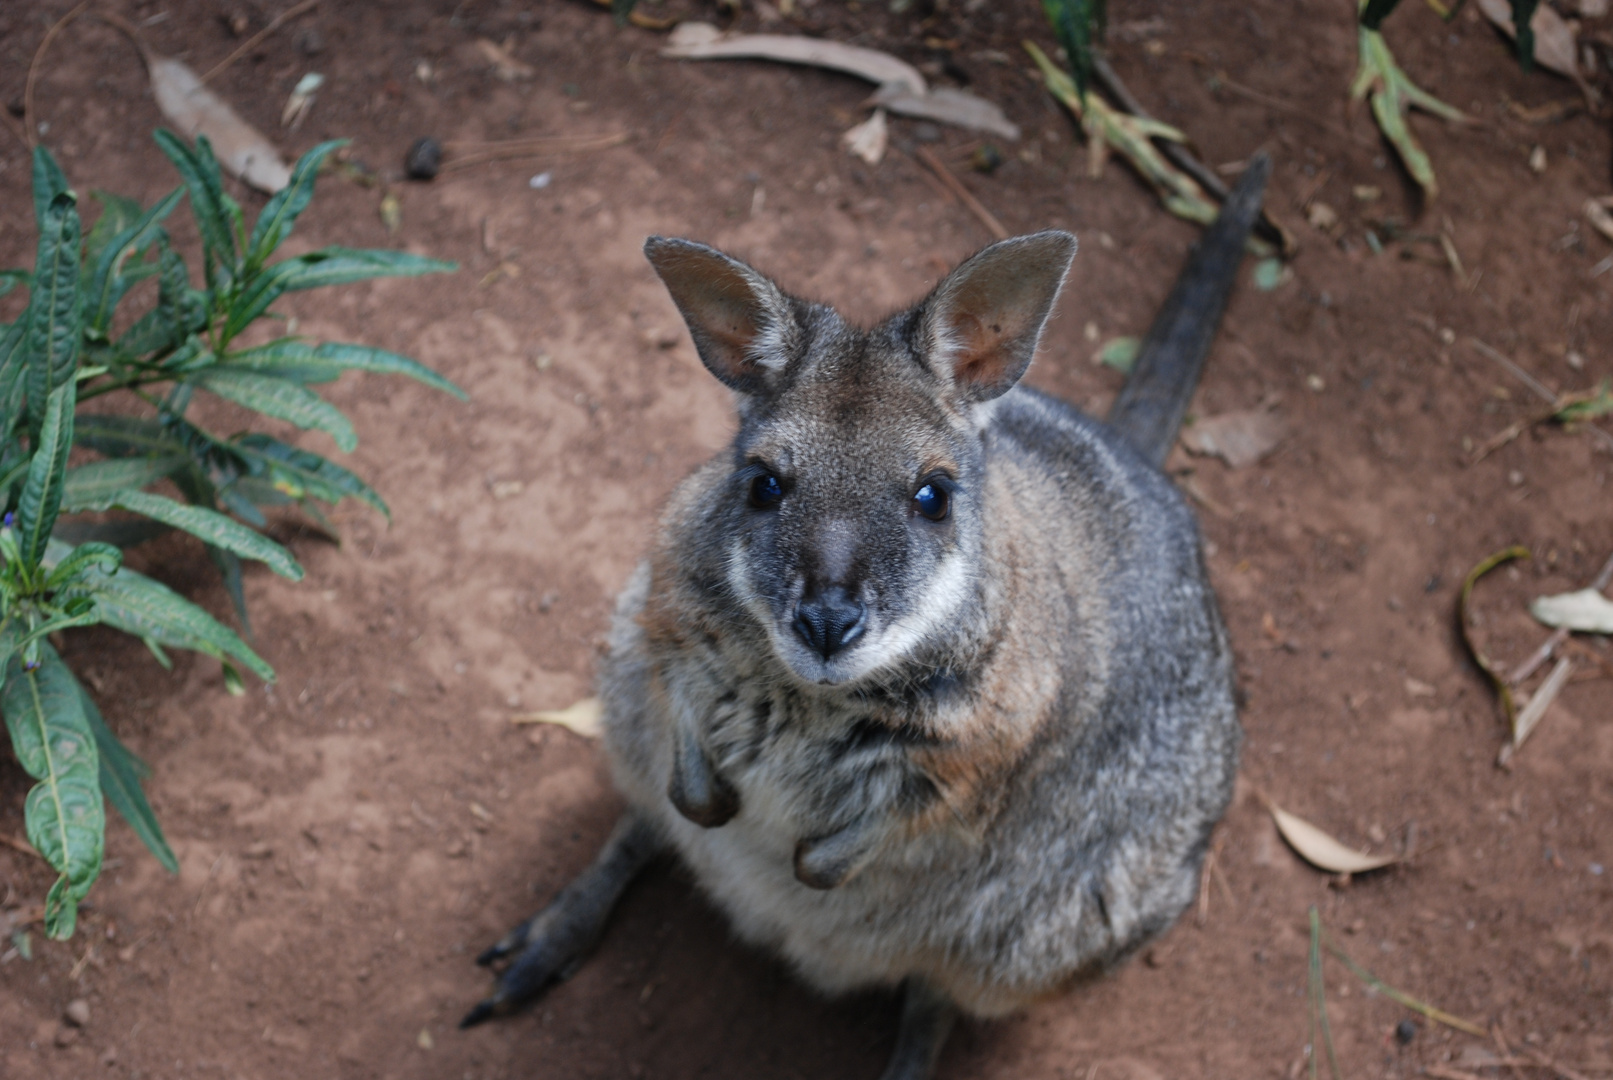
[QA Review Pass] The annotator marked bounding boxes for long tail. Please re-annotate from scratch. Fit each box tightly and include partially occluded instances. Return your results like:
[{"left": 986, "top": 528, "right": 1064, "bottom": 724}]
[{"left": 1105, "top": 152, "right": 1272, "bottom": 468}]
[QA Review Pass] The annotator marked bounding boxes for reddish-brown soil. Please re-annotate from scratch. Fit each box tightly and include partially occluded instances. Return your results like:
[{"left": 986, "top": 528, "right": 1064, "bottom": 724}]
[{"left": 2, "top": 1, "right": 1611, "bottom": 1077}]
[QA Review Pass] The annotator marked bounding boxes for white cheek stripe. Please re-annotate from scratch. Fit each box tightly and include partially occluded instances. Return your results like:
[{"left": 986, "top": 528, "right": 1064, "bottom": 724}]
[{"left": 845, "top": 548, "right": 971, "bottom": 679}]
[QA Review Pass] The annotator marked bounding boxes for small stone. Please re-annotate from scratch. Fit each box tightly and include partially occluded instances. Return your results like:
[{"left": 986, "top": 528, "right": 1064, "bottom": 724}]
[
  {"left": 1395, "top": 1018, "right": 1417, "bottom": 1045},
  {"left": 296, "top": 27, "right": 326, "bottom": 55},
  {"left": 54, "top": 1022, "right": 77, "bottom": 1047},
  {"left": 404, "top": 137, "right": 443, "bottom": 181},
  {"left": 1306, "top": 202, "right": 1339, "bottom": 232},
  {"left": 1528, "top": 145, "right": 1547, "bottom": 174},
  {"left": 64, "top": 999, "right": 90, "bottom": 1028}
]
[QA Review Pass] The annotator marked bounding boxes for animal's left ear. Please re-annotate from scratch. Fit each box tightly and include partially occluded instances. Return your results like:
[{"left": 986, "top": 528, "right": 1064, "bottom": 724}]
[{"left": 919, "top": 231, "right": 1076, "bottom": 402}]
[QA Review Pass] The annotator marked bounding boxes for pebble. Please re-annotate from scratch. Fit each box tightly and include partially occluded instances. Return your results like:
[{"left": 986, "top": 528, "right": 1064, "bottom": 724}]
[
  {"left": 53, "top": 1022, "right": 77, "bottom": 1048},
  {"left": 64, "top": 999, "right": 90, "bottom": 1028},
  {"left": 1395, "top": 1018, "right": 1417, "bottom": 1045},
  {"left": 404, "top": 137, "right": 443, "bottom": 181},
  {"left": 529, "top": 171, "right": 553, "bottom": 189}
]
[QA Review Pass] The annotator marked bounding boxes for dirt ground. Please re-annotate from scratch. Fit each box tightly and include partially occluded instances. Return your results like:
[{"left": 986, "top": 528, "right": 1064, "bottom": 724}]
[{"left": 1, "top": 0, "right": 1611, "bottom": 1077}]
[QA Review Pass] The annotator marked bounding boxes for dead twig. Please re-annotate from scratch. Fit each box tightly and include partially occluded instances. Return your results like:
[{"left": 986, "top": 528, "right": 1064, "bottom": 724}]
[
  {"left": 1183, "top": 52, "right": 1368, "bottom": 147},
  {"left": 1497, "top": 656, "right": 1574, "bottom": 766},
  {"left": 200, "top": 0, "right": 321, "bottom": 84},
  {"left": 1468, "top": 338, "right": 1613, "bottom": 455},
  {"left": 0, "top": 833, "right": 40, "bottom": 858},
  {"left": 24, "top": 0, "right": 92, "bottom": 150},
  {"left": 914, "top": 145, "right": 1008, "bottom": 240}
]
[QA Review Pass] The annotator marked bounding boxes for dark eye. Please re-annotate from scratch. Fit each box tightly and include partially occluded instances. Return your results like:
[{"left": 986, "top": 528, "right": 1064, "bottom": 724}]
[
  {"left": 749, "top": 472, "right": 784, "bottom": 508},
  {"left": 913, "top": 482, "right": 949, "bottom": 521}
]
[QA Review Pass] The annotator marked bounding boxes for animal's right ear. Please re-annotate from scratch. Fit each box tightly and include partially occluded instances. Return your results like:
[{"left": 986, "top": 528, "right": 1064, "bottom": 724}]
[{"left": 644, "top": 237, "right": 798, "bottom": 394}]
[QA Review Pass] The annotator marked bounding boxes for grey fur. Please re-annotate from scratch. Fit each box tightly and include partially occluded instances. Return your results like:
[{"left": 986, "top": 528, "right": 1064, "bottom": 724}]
[{"left": 468, "top": 224, "right": 1245, "bottom": 1075}]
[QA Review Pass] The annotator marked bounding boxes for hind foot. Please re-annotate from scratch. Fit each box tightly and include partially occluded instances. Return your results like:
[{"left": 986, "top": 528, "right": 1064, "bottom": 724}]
[{"left": 461, "top": 812, "right": 660, "bottom": 1028}]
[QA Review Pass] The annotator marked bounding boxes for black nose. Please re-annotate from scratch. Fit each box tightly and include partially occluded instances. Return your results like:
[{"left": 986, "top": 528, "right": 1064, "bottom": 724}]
[{"left": 793, "top": 588, "right": 867, "bottom": 659}]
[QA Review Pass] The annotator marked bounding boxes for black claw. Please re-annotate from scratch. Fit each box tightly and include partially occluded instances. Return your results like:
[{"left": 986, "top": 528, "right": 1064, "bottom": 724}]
[
  {"left": 474, "top": 943, "right": 506, "bottom": 967},
  {"left": 459, "top": 1000, "right": 498, "bottom": 1029}
]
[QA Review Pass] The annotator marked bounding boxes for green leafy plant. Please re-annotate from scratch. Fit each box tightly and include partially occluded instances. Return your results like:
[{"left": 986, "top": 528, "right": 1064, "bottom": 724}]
[{"left": 0, "top": 134, "right": 459, "bottom": 939}]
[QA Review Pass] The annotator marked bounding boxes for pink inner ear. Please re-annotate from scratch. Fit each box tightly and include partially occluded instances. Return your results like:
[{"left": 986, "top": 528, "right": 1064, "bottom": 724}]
[{"left": 946, "top": 311, "right": 1013, "bottom": 391}]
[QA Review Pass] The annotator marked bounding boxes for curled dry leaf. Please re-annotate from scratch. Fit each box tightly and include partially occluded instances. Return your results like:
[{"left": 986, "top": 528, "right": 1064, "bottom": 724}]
[
  {"left": 1530, "top": 587, "right": 1613, "bottom": 633},
  {"left": 147, "top": 57, "right": 291, "bottom": 192},
  {"left": 1268, "top": 802, "right": 1400, "bottom": 875},
  {"left": 511, "top": 697, "right": 603, "bottom": 738},
  {"left": 842, "top": 108, "right": 888, "bottom": 166},
  {"left": 1180, "top": 409, "right": 1286, "bottom": 468},
  {"left": 1475, "top": 0, "right": 1582, "bottom": 79},
  {"left": 1458, "top": 546, "right": 1529, "bottom": 730}
]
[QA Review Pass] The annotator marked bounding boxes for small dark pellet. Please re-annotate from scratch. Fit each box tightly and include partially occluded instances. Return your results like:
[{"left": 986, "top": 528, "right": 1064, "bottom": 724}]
[
  {"left": 1395, "top": 1019, "right": 1416, "bottom": 1045},
  {"left": 405, "top": 137, "right": 443, "bottom": 181}
]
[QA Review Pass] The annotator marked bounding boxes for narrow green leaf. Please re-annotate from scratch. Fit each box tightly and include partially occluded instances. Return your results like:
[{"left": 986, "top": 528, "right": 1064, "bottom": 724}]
[
  {"left": 85, "top": 187, "right": 184, "bottom": 334},
  {"left": 78, "top": 684, "right": 177, "bottom": 874},
  {"left": 82, "top": 191, "right": 147, "bottom": 269},
  {"left": 206, "top": 544, "right": 251, "bottom": 636},
  {"left": 197, "top": 368, "right": 356, "bottom": 452},
  {"left": 18, "top": 383, "right": 77, "bottom": 569},
  {"left": 234, "top": 433, "right": 389, "bottom": 517},
  {"left": 246, "top": 140, "right": 348, "bottom": 272},
  {"left": 226, "top": 248, "right": 456, "bottom": 340},
  {"left": 25, "top": 192, "right": 83, "bottom": 430},
  {"left": 1511, "top": 0, "right": 1539, "bottom": 69},
  {"left": 49, "top": 544, "right": 274, "bottom": 681},
  {"left": 223, "top": 340, "right": 465, "bottom": 399},
  {"left": 44, "top": 541, "right": 121, "bottom": 591},
  {"left": 153, "top": 130, "right": 237, "bottom": 293},
  {"left": 3, "top": 646, "right": 103, "bottom": 940},
  {"left": 0, "top": 318, "right": 28, "bottom": 437},
  {"left": 0, "top": 269, "right": 32, "bottom": 298},
  {"left": 73, "top": 415, "right": 183, "bottom": 458},
  {"left": 31, "top": 147, "right": 70, "bottom": 234},
  {"left": 52, "top": 519, "right": 173, "bottom": 549},
  {"left": 1041, "top": 0, "right": 1106, "bottom": 103},
  {"left": 315, "top": 343, "right": 466, "bottom": 399},
  {"left": 61, "top": 455, "right": 188, "bottom": 510},
  {"left": 1359, "top": 0, "right": 1402, "bottom": 30},
  {"left": 69, "top": 488, "right": 302, "bottom": 581}
]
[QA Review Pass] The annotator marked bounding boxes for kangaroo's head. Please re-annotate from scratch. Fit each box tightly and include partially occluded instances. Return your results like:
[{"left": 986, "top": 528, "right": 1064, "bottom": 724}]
[{"left": 645, "top": 231, "right": 1076, "bottom": 688}]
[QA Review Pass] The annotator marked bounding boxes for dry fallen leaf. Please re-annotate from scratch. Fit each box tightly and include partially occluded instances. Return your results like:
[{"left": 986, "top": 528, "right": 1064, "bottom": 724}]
[
  {"left": 281, "top": 71, "right": 324, "bottom": 130},
  {"left": 842, "top": 108, "right": 888, "bottom": 166},
  {"left": 865, "top": 84, "right": 1021, "bottom": 141},
  {"left": 147, "top": 56, "right": 291, "bottom": 192},
  {"left": 1530, "top": 587, "right": 1613, "bottom": 633},
  {"left": 475, "top": 37, "right": 534, "bottom": 81},
  {"left": 511, "top": 697, "right": 603, "bottom": 738},
  {"left": 1475, "top": 0, "right": 1581, "bottom": 80},
  {"left": 1586, "top": 196, "right": 1613, "bottom": 244},
  {"left": 664, "top": 23, "right": 926, "bottom": 94},
  {"left": 1180, "top": 409, "right": 1286, "bottom": 468},
  {"left": 1268, "top": 802, "right": 1401, "bottom": 875},
  {"left": 379, "top": 191, "right": 402, "bottom": 234},
  {"left": 664, "top": 25, "right": 1019, "bottom": 141}
]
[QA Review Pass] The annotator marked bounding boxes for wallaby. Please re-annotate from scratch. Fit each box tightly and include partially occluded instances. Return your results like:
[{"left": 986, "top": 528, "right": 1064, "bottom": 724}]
[{"left": 463, "top": 154, "right": 1271, "bottom": 1080}]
